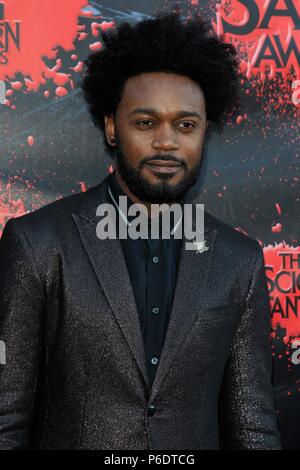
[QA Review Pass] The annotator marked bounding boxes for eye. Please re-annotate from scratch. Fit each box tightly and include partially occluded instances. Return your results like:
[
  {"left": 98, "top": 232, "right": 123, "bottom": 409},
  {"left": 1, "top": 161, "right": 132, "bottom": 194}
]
[
  {"left": 177, "top": 121, "right": 196, "bottom": 130},
  {"left": 136, "top": 119, "right": 154, "bottom": 128}
]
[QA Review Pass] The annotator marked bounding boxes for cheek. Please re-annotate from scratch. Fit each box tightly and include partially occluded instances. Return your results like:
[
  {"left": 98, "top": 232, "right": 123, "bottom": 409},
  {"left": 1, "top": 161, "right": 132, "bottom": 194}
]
[
  {"left": 118, "top": 129, "right": 152, "bottom": 160},
  {"left": 181, "top": 139, "right": 205, "bottom": 165}
]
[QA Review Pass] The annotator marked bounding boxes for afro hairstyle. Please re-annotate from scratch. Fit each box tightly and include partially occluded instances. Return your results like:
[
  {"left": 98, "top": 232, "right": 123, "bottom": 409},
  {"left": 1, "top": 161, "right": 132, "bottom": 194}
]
[{"left": 81, "top": 11, "right": 241, "bottom": 157}]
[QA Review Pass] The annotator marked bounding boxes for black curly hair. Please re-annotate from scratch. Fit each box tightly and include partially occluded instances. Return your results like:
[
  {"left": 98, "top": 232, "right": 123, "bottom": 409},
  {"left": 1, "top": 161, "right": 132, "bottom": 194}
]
[{"left": 82, "top": 11, "right": 241, "bottom": 157}]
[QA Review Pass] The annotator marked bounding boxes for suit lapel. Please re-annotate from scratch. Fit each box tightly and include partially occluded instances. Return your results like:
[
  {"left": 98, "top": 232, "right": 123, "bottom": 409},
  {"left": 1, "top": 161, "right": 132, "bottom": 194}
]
[
  {"left": 149, "top": 215, "right": 218, "bottom": 401},
  {"left": 72, "top": 177, "right": 150, "bottom": 388}
]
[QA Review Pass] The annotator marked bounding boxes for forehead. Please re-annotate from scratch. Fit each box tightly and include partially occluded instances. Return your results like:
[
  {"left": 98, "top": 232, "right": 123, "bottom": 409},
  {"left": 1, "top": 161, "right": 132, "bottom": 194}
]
[{"left": 118, "top": 72, "right": 206, "bottom": 115}]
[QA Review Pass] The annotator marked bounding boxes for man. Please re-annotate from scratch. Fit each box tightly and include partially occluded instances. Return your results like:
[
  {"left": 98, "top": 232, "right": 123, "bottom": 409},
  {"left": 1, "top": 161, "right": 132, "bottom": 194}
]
[{"left": 0, "top": 12, "right": 281, "bottom": 449}]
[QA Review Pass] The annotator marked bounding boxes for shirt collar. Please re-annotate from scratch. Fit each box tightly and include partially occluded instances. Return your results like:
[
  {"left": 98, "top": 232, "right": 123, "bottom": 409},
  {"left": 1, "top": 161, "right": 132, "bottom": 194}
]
[{"left": 107, "top": 171, "right": 185, "bottom": 236}]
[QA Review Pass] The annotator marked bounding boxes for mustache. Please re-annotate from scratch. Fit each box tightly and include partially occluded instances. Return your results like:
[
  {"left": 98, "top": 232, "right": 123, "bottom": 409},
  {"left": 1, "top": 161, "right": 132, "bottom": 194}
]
[{"left": 141, "top": 154, "right": 186, "bottom": 168}]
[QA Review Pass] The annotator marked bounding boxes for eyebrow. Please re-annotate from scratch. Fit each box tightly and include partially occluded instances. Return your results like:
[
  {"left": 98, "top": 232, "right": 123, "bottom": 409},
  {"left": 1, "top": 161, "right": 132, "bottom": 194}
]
[{"left": 127, "top": 108, "right": 203, "bottom": 119}]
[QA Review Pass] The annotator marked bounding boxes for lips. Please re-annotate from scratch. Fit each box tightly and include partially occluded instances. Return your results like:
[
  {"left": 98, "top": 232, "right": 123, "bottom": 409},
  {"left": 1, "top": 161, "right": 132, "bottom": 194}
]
[
  {"left": 145, "top": 160, "right": 182, "bottom": 174},
  {"left": 146, "top": 159, "right": 181, "bottom": 167}
]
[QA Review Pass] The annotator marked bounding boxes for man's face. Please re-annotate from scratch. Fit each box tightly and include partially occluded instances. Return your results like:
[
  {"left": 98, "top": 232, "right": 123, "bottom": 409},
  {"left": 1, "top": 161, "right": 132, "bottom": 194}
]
[{"left": 104, "top": 72, "right": 208, "bottom": 203}]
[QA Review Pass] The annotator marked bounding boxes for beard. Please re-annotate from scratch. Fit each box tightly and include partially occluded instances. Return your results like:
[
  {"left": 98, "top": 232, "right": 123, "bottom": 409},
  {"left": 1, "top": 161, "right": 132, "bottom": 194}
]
[{"left": 114, "top": 137, "right": 204, "bottom": 204}]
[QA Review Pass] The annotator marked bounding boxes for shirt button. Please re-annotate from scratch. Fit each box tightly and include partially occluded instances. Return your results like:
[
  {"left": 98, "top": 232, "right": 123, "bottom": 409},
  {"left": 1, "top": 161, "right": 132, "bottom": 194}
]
[
  {"left": 152, "top": 256, "right": 159, "bottom": 264},
  {"left": 147, "top": 404, "right": 156, "bottom": 416},
  {"left": 152, "top": 307, "right": 160, "bottom": 315},
  {"left": 151, "top": 356, "right": 159, "bottom": 365}
]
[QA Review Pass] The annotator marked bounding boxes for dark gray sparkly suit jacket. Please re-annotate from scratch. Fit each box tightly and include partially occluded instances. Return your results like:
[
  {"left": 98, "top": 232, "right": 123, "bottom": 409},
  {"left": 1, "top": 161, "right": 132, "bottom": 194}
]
[{"left": 0, "top": 174, "right": 282, "bottom": 450}]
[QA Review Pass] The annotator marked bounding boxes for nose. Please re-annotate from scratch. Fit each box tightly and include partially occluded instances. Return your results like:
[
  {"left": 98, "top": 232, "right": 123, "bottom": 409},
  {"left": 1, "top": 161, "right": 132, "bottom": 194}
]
[{"left": 151, "top": 123, "right": 179, "bottom": 151}]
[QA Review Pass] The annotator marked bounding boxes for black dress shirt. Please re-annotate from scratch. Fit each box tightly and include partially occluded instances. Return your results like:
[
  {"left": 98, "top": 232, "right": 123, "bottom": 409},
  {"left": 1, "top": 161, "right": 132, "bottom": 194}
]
[{"left": 106, "top": 172, "right": 185, "bottom": 386}]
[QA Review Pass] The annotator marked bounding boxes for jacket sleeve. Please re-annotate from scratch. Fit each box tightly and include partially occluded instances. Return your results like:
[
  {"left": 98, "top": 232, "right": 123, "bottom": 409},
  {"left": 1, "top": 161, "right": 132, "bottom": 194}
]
[
  {"left": 218, "top": 242, "right": 282, "bottom": 449},
  {"left": 0, "top": 217, "right": 45, "bottom": 449}
]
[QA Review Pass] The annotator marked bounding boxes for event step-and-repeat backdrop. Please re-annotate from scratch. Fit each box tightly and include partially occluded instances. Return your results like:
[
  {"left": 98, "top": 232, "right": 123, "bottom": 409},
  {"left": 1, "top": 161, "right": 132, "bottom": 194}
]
[{"left": 0, "top": 0, "right": 299, "bottom": 449}]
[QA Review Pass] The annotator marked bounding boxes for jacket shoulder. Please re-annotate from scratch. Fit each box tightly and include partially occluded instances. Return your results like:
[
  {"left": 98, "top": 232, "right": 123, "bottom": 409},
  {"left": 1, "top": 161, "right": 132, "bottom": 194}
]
[{"left": 204, "top": 210, "right": 261, "bottom": 257}]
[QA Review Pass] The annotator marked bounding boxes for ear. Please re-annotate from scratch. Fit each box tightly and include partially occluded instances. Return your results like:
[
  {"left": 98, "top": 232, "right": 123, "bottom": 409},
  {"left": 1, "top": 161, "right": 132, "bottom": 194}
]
[
  {"left": 206, "top": 120, "right": 209, "bottom": 130},
  {"left": 104, "top": 114, "right": 117, "bottom": 147}
]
